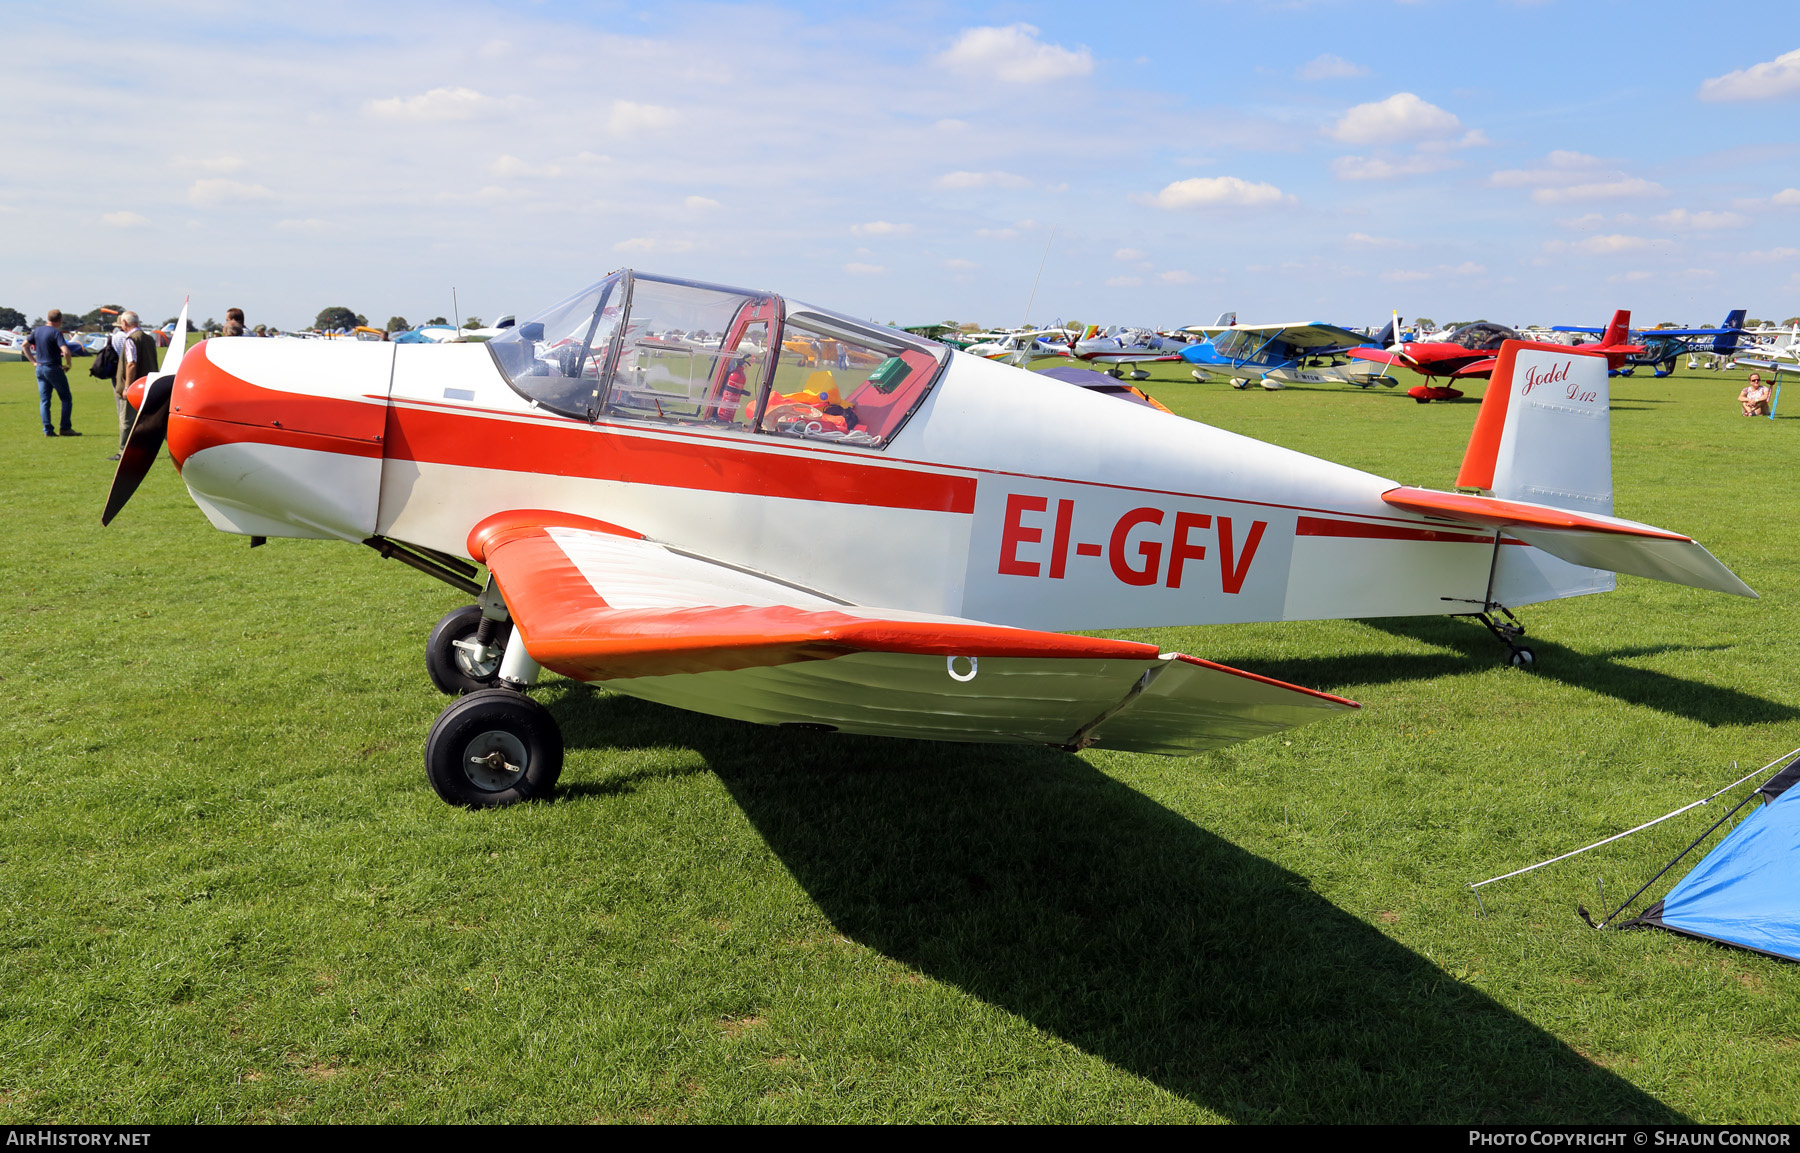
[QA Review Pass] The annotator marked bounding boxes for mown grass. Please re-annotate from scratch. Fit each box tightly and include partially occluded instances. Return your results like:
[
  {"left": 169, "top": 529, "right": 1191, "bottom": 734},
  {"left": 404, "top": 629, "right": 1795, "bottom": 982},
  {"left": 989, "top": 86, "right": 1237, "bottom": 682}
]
[{"left": 0, "top": 351, "right": 1795, "bottom": 1123}]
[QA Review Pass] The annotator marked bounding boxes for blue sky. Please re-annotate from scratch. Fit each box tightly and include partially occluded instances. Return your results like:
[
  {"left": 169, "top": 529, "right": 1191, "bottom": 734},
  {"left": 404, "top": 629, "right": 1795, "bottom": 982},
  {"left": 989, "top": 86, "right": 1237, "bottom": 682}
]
[{"left": 4, "top": 0, "right": 1798, "bottom": 331}]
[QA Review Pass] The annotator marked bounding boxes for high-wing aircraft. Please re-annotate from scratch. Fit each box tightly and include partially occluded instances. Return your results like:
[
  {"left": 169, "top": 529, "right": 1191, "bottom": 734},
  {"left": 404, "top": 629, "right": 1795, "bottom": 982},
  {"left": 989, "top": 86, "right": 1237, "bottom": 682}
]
[
  {"left": 1180, "top": 313, "right": 1396, "bottom": 390},
  {"left": 106, "top": 271, "right": 1752, "bottom": 809},
  {"left": 1350, "top": 310, "right": 1644, "bottom": 402},
  {"left": 961, "top": 328, "right": 1072, "bottom": 366},
  {"left": 1069, "top": 326, "right": 1195, "bottom": 380},
  {"left": 1551, "top": 310, "right": 1747, "bottom": 378}
]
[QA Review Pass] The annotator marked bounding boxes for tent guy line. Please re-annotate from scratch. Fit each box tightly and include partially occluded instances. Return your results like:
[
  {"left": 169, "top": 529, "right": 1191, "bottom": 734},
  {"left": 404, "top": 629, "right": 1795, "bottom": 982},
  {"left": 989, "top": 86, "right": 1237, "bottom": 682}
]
[{"left": 1465, "top": 745, "right": 1800, "bottom": 913}]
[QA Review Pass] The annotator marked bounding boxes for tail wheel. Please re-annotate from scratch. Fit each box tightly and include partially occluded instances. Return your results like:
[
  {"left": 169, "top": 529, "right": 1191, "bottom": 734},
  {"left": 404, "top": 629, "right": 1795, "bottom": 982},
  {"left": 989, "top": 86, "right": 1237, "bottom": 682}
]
[
  {"left": 1509, "top": 647, "right": 1536, "bottom": 669},
  {"left": 426, "top": 605, "right": 512, "bottom": 695},
  {"left": 425, "top": 688, "right": 563, "bottom": 808}
]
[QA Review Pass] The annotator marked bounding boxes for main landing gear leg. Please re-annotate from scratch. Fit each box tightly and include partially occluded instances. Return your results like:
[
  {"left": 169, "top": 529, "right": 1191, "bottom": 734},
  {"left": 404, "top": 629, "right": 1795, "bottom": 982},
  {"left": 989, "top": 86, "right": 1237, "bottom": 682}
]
[
  {"left": 1470, "top": 605, "right": 1535, "bottom": 668},
  {"left": 423, "top": 579, "right": 563, "bottom": 807}
]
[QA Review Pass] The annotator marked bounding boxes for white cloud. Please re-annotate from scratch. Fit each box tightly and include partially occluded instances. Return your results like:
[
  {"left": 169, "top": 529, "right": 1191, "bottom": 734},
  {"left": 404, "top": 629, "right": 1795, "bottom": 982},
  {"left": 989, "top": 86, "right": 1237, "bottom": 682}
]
[
  {"left": 1607, "top": 270, "right": 1655, "bottom": 283},
  {"left": 942, "top": 258, "right": 978, "bottom": 270},
  {"left": 1545, "top": 234, "right": 1651, "bottom": 255},
  {"left": 1345, "top": 232, "right": 1413, "bottom": 248},
  {"left": 975, "top": 226, "right": 1018, "bottom": 239},
  {"left": 1654, "top": 209, "right": 1748, "bottom": 230},
  {"left": 275, "top": 218, "right": 328, "bottom": 231},
  {"left": 1533, "top": 179, "right": 1664, "bottom": 204},
  {"left": 1743, "top": 247, "right": 1800, "bottom": 263},
  {"left": 187, "top": 179, "right": 273, "bottom": 205},
  {"left": 489, "top": 154, "right": 563, "bottom": 178},
  {"left": 195, "top": 156, "right": 244, "bottom": 173},
  {"left": 935, "top": 170, "right": 1030, "bottom": 190},
  {"left": 1148, "top": 176, "right": 1292, "bottom": 209},
  {"left": 1329, "top": 93, "right": 1461, "bottom": 145},
  {"left": 1158, "top": 270, "right": 1195, "bottom": 285},
  {"left": 1333, "top": 154, "right": 1450, "bottom": 180},
  {"left": 1299, "top": 54, "right": 1369, "bottom": 81},
  {"left": 1772, "top": 188, "right": 1800, "bottom": 205},
  {"left": 612, "top": 237, "right": 694, "bottom": 253},
  {"left": 1378, "top": 262, "right": 1485, "bottom": 283},
  {"left": 102, "top": 211, "right": 147, "bottom": 228},
  {"left": 852, "top": 220, "right": 910, "bottom": 236},
  {"left": 684, "top": 196, "right": 720, "bottom": 209},
  {"left": 1114, "top": 247, "right": 1145, "bottom": 261},
  {"left": 368, "top": 86, "right": 500, "bottom": 121},
  {"left": 1698, "top": 48, "right": 1800, "bottom": 102},
  {"left": 936, "top": 24, "right": 1093, "bottom": 84},
  {"left": 1490, "top": 152, "right": 1665, "bottom": 203},
  {"left": 606, "top": 100, "right": 679, "bottom": 134},
  {"left": 1557, "top": 212, "right": 1607, "bottom": 229},
  {"left": 844, "top": 262, "right": 886, "bottom": 275},
  {"left": 1105, "top": 276, "right": 1143, "bottom": 287}
]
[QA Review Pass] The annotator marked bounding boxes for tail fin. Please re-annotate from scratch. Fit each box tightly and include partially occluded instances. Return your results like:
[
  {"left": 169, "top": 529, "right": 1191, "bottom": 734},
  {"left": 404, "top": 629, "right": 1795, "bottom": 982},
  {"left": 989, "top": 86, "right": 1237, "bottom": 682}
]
[
  {"left": 1371, "top": 317, "right": 1395, "bottom": 347},
  {"left": 1455, "top": 340, "right": 1617, "bottom": 603},
  {"left": 1715, "top": 308, "right": 1748, "bottom": 354},
  {"left": 1215, "top": 311, "right": 1236, "bottom": 327},
  {"left": 1599, "top": 308, "right": 1630, "bottom": 347}
]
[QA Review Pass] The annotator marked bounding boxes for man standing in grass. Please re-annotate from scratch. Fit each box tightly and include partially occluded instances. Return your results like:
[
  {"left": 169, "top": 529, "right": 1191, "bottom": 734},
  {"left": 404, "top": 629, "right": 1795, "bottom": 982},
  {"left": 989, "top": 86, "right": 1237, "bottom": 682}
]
[
  {"left": 109, "top": 312, "right": 159, "bottom": 460},
  {"left": 24, "top": 308, "right": 78, "bottom": 438}
]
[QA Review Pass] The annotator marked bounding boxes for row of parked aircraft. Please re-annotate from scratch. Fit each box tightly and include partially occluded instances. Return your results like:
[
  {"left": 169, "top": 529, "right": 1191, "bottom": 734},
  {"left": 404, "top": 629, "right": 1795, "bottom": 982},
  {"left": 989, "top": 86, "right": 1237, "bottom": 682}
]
[{"left": 955, "top": 308, "right": 1794, "bottom": 403}]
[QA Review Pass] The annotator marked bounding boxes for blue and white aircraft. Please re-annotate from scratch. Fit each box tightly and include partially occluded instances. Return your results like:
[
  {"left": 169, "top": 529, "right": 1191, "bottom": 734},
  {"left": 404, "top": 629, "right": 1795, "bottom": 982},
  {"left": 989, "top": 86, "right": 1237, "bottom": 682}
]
[
  {"left": 1179, "top": 313, "right": 1397, "bottom": 390},
  {"left": 1552, "top": 309, "right": 1747, "bottom": 377}
]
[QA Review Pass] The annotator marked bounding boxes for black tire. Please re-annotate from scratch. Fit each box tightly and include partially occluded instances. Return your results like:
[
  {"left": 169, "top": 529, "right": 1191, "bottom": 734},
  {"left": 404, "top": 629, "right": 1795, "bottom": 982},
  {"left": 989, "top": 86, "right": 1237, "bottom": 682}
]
[
  {"left": 426, "top": 605, "right": 512, "bottom": 695},
  {"left": 424, "top": 688, "right": 563, "bottom": 808},
  {"left": 1509, "top": 647, "right": 1536, "bottom": 669}
]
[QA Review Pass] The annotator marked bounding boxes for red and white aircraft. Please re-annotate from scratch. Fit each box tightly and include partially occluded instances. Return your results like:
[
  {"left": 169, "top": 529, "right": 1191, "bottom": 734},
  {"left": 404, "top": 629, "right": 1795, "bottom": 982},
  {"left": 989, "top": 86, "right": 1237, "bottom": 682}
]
[
  {"left": 107, "top": 272, "right": 1753, "bottom": 808},
  {"left": 1350, "top": 310, "right": 1646, "bottom": 403}
]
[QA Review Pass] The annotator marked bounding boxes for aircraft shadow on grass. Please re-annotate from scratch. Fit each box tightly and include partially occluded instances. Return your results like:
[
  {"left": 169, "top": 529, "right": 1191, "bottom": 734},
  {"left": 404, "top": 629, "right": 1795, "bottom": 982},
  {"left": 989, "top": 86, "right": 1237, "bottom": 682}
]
[
  {"left": 1236, "top": 616, "right": 1795, "bottom": 729},
  {"left": 549, "top": 688, "right": 1683, "bottom": 1124}
]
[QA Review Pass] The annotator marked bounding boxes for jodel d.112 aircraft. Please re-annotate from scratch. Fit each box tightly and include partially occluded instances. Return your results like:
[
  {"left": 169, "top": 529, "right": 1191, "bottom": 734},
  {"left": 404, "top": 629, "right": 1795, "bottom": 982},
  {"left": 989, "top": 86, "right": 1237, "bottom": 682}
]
[{"left": 105, "top": 271, "right": 1754, "bottom": 808}]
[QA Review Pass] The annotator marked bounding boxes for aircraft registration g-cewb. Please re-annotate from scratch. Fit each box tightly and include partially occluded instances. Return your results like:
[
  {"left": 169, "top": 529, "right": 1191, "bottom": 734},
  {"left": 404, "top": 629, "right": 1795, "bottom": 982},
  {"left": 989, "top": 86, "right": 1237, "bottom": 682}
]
[{"left": 106, "top": 271, "right": 1755, "bottom": 808}]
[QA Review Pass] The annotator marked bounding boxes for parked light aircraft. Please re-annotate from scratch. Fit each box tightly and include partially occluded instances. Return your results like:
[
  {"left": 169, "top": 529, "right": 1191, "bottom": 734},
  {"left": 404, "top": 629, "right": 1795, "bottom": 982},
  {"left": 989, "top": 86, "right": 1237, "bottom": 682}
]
[
  {"left": 1552, "top": 310, "right": 1747, "bottom": 378},
  {"left": 962, "top": 328, "right": 1072, "bottom": 366},
  {"left": 1351, "top": 310, "right": 1644, "bottom": 401},
  {"left": 1069, "top": 326, "right": 1194, "bottom": 379},
  {"left": 106, "top": 272, "right": 1752, "bottom": 809},
  {"left": 1180, "top": 313, "right": 1396, "bottom": 390}
]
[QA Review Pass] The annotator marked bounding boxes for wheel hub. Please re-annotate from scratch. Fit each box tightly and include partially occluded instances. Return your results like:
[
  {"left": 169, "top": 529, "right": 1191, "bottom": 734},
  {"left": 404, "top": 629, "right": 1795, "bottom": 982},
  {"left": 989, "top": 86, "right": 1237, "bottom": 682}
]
[
  {"left": 452, "top": 636, "right": 503, "bottom": 679},
  {"left": 462, "top": 729, "right": 528, "bottom": 791}
]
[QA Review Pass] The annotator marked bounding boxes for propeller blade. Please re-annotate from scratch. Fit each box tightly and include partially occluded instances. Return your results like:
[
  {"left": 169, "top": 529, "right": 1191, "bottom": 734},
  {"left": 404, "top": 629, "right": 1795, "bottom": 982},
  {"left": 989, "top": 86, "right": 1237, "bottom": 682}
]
[{"left": 101, "top": 372, "right": 175, "bottom": 526}]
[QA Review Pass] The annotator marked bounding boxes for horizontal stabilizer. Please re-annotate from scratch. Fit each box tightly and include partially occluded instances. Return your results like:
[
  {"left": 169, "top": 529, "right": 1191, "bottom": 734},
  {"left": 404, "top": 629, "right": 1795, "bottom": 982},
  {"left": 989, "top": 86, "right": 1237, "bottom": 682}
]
[
  {"left": 469, "top": 511, "right": 1357, "bottom": 753},
  {"left": 1382, "top": 487, "right": 1756, "bottom": 598}
]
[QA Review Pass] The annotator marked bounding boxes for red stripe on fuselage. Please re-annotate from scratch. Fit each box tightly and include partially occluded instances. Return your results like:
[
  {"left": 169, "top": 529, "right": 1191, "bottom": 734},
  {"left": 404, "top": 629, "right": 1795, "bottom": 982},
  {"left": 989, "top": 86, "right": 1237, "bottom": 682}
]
[
  {"left": 1295, "top": 515, "right": 1494, "bottom": 544},
  {"left": 382, "top": 403, "right": 977, "bottom": 515}
]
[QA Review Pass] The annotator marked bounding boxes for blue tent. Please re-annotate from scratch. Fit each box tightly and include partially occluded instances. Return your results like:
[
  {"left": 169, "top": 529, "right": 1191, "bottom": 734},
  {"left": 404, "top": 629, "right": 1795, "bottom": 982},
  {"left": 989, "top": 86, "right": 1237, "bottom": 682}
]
[{"left": 1623, "top": 757, "right": 1800, "bottom": 961}]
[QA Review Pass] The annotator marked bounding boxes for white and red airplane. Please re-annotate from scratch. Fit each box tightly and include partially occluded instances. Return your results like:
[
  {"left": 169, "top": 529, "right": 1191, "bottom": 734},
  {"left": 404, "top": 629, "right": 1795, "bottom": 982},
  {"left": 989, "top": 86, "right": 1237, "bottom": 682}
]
[{"left": 107, "top": 271, "right": 1754, "bottom": 809}]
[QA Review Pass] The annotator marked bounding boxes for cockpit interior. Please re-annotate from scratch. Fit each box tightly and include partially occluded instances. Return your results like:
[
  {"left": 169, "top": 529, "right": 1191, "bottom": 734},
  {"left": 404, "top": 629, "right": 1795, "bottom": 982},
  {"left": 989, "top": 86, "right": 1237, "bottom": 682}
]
[{"left": 487, "top": 271, "right": 948, "bottom": 450}]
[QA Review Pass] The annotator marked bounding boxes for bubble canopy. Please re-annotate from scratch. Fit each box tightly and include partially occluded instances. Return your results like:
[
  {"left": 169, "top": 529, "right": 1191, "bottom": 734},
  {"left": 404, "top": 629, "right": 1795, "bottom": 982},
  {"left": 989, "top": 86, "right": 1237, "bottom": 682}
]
[{"left": 487, "top": 271, "right": 950, "bottom": 450}]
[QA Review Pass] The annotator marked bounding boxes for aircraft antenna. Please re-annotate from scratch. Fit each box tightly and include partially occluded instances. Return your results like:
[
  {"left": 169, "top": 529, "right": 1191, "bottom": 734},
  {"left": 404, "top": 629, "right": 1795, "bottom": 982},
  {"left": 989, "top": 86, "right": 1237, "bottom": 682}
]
[
  {"left": 1022, "top": 225, "right": 1057, "bottom": 330},
  {"left": 452, "top": 287, "right": 462, "bottom": 336}
]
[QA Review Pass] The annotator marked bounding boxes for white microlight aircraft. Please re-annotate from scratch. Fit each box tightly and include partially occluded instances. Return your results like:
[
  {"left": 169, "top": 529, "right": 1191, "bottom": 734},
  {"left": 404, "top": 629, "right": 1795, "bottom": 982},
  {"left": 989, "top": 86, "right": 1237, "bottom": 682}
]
[{"left": 107, "top": 271, "right": 1754, "bottom": 809}]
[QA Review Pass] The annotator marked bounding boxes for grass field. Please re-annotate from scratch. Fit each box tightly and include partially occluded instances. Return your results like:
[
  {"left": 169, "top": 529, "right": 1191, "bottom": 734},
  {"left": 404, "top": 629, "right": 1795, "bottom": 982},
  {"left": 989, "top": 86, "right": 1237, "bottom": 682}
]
[{"left": 1, "top": 349, "right": 1795, "bottom": 1123}]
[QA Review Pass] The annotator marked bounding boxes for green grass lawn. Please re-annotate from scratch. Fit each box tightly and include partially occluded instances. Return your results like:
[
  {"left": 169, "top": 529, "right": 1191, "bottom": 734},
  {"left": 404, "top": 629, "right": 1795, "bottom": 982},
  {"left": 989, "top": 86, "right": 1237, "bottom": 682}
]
[{"left": 1, "top": 351, "right": 1795, "bottom": 1123}]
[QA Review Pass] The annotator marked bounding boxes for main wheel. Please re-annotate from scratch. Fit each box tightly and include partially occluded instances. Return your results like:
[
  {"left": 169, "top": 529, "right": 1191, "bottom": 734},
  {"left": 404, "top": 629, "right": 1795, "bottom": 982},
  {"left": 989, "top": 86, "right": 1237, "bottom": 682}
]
[
  {"left": 426, "top": 605, "right": 512, "bottom": 695},
  {"left": 1509, "top": 647, "right": 1536, "bottom": 669},
  {"left": 425, "top": 688, "right": 564, "bottom": 808}
]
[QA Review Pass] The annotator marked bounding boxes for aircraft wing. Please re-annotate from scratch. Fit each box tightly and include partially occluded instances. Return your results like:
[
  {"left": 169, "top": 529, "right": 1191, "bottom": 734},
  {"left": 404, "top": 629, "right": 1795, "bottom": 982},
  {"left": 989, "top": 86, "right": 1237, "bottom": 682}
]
[
  {"left": 1183, "top": 322, "right": 1371, "bottom": 350},
  {"left": 1449, "top": 358, "right": 1498, "bottom": 379},
  {"left": 467, "top": 511, "right": 1356, "bottom": 754}
]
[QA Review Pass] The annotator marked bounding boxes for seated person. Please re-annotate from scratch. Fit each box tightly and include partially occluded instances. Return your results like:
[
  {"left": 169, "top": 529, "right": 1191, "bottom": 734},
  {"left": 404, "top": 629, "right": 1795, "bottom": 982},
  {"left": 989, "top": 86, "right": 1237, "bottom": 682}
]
[{"left": 1740, "top": 374, "right": 1772, "bottom": 417}]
